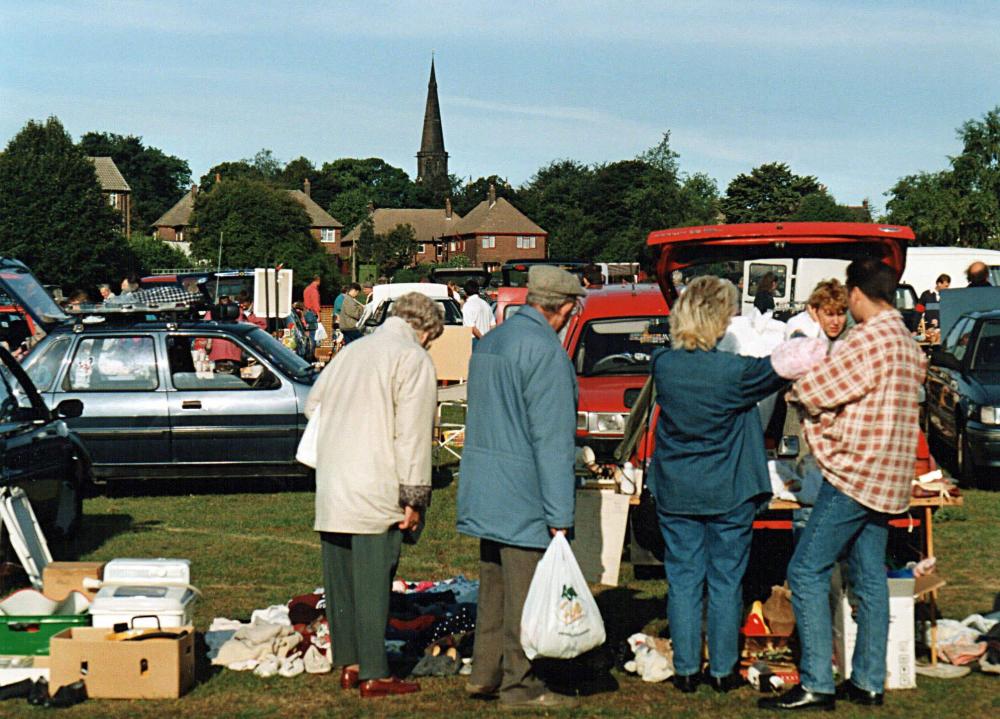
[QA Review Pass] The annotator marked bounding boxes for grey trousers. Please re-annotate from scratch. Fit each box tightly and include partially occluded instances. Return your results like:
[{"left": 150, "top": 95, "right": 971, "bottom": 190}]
[
  {"left": 470, "top": 538, "right": 546, "bottom": 703},
  {"left": 320, "top": 529, "right": 402, "bottom": 681}
]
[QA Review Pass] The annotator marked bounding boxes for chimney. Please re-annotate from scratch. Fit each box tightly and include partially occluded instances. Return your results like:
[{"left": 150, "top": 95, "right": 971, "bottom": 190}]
[
  {"left": 190, "top": 183, "right": 198, "bottom": 196},
  {"left": 862, "top": 199, "right": 869, "bottom": 209},
  {"left": 445, "top": 197, "right": 452, "bottom": 219},
  {"left": 215, "top": 172, "right": 221, "bottom": 184},
  {"left": 303, "top": 178, "right": 311, "bottom": 197},
  {"left": 366, "top": 201, "right": 375, "bottom": 215},
  {"left": 488, "top": 183, "right": 496, "bottom": 208}
]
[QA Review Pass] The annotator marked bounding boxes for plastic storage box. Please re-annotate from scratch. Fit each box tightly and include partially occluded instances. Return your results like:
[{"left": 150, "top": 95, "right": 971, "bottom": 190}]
[{"left": 88, "top": 559, "right": 197, "bottom": 629}]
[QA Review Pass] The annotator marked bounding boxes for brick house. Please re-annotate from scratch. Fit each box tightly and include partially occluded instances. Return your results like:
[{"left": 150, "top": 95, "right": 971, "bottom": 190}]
[
  {"left": 442, "top": 185, "right": 546, "bottom": 270},
  {"left": 87, "top": 156, "right": 131, "bottom": 236},
  {"left": 151, "top": 179, "right": 342, "bottom": 256},
  {"left": 337, "top": 200, "right": 462, "bottom": 272}
]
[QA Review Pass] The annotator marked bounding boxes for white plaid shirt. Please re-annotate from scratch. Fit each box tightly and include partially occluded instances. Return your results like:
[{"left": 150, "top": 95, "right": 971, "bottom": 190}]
[{"left": 787, "top": 310, "right": 927, "bottom": 514}]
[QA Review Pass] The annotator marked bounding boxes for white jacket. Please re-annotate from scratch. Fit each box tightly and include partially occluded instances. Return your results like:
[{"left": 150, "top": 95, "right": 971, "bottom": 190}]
[{"left": 306, "top": 317, "right": 437, "bottom": 534}]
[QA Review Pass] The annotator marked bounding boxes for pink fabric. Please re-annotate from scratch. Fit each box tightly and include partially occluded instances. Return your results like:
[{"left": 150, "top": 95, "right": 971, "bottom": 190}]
[{"left": 770, "top": 337, "right": 828, "bottom": 380}]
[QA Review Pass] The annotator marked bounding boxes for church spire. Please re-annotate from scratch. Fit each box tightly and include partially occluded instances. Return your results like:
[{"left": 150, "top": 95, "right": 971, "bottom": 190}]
[{"left": 417, "top": 58, "right": 448, "bottom": 185}]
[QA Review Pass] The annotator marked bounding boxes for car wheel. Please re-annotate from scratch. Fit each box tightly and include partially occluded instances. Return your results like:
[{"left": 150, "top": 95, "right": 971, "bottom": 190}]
[{"left": 956, "top": 427, "right": 978, "bottom": 488}]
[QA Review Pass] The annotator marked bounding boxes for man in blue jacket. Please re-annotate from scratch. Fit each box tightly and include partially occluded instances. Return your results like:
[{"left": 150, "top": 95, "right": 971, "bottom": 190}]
[{"left": 457, "top": 265, "right": 584, "bottom": 709}]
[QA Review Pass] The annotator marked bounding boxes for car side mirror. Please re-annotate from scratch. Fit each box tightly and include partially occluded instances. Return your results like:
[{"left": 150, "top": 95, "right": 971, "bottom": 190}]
[
  {"left": 777, "top": 435, "right": 800, "bottom": 458},
  {"left": 54, "top": 398, "right": 84, "bottom": 419},
  {"left": 931, "top": 348, "right": 960, "bottom": 372}
]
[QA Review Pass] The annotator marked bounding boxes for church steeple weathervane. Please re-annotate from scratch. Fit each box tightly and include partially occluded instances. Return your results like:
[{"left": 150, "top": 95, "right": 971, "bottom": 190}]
[{"left": 416, "top": 57, "right": 448, "bottom": 186}]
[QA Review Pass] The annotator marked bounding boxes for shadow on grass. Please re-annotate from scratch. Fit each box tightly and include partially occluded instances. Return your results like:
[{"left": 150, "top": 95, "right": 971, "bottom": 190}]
[{"left": 52, "top": 513, "right": 157, "bottom": 560}]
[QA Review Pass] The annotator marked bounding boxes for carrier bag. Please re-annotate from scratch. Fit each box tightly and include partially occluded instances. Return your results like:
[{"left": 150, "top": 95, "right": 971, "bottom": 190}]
[
  {"left": 295, "top": 407, "right": 320, "bottom": 468},
  {"left": 520, "top": 532, "right": 606, "bottom": 660}
]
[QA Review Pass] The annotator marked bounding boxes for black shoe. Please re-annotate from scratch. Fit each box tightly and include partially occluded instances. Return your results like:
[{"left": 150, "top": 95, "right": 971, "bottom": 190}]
[
  {"left": 707, "top": 672, "right": 745, "bottom": 693},
  {"left": 27, "top": 679, "right": 49, "bottom": 706},
  {"left": 836, "top": 681, "right": 883, "bottom": 706},
  {"left": 672, "top": 674, "right": 700, "bottom": 693},
  {"left": 758, "top": 685, "right": 835, "bottom": 711}
]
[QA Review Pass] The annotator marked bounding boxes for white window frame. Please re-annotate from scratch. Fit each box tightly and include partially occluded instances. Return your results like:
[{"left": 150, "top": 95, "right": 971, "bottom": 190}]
[
  {"left": 481, "top": 235, "right": 496, "bottom": 249},
  {"left": 416, "top": 243, "right": 426, "bottom": 254},
  {"left": 108, "top": 192, "right": 118, "bottom": 207},
  {"left": 321, "top": 228, "right": 336, "bottom": 243}
]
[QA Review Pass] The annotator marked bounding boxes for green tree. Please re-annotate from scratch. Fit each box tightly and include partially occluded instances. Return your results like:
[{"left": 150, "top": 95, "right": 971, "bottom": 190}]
[
  {"left": 316, "top": 158, "right": 418, "bottom": 232},
  {"left": 189, "top": 178, "right": 333, "bottom": 289},
  {"left": 950, "top": 107, "right": 1000, "bottom": 246},
  {"left": 126, "top": 233, "right": 195, "bottom": 274},
  {"left": 356, "top": 222, "right": 417, "bottom": 277},
  {"left": 788, "top": 191, "right": 858, "bottom": 222},
  {"left": 451, "top": 175, "right": 518, "bottom": 215},
  {"left": 77, "top": 132, "right": 191, "bottom": 231},
  {"left": 0, "top": 117, "right": 130, "bottom": 290},
  {"left": 885, "top": 172, "right": 963, "bottom": 245},
  {"left": 198, "top": 160, "right": 264, "bottom": 191},
  {"left": 720, "top": 162, "right": 821, "bottom": 223},
  {"left": 277, "top": 156, "right": 317, "bottom": 192}
]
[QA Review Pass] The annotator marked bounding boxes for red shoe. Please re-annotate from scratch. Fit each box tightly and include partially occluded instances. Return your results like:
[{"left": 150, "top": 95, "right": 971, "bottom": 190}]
[
  {"left": 359, "top": 677, "right": 421, "bottom": 698},
  {"left": 340, "top": 666, "right": 359, "bottom": 690}
]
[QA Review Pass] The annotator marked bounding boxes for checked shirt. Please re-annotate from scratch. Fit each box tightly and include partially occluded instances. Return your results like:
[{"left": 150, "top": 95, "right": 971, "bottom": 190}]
[{"left": 788, "top": 309, "right": 927, "bottom": 514}]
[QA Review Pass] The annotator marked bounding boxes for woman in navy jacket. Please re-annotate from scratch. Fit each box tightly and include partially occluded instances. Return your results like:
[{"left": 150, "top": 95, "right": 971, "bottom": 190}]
[{"left": 650, "top": 275, "right": 786, "bottom": 693}]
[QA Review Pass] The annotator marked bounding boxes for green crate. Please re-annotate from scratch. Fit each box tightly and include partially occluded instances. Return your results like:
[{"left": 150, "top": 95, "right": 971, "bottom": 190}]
[{"left": 0, "top": 614, "right": 90, "bottom": 656}]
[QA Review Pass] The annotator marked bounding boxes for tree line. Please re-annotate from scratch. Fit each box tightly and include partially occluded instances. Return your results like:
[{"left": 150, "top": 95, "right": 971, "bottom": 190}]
[{"left": 1, "top": 107, "right": 999, "bottom": 294}]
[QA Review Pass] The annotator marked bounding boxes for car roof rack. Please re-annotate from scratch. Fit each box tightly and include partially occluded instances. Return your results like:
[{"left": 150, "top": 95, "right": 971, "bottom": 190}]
[{"left": 63, "top": 301, "right": 207, "bottom": 327}]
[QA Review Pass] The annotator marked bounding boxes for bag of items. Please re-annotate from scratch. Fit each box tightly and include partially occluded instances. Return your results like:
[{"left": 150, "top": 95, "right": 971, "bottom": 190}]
[{"left": 520, "top": 533, "right": 605, "bottom": 660}]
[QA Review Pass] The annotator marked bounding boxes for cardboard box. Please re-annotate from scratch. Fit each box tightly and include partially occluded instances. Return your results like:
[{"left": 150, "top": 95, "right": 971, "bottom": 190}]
[
  {"left": 49, "top": 626, "right": 194, "bottom": 698},
  {"left": 43, "top": 562, "right": 106, "bottom": 601},
  {"left": 833, "top": 578, "right": 916, "bottom": 690}
]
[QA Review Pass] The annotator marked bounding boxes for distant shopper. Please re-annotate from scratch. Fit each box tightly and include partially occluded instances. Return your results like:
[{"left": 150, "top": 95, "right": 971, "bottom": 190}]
[
  {"left": 339, "top": 283, "right": 365, "bottom": 344},
  {"left": 753, "top": 272, "right": 777, "bottom": 314},
  {"left": 764, "top": 258, "right": 927, "bottom": 712},
  {"left": 784, "top": 279, "right": 848, "bottom": 345},
  {"left": 671, "top": 270, "right": 687, "bottom": 294},
  {"left": 582, "top": 264, "right": 604, "bottom": 288},
  {"left": 457, "top": 265, "right": 585, "bottom": 710},
  {"left": 967, "top": 261, "right": 991, "bottom": 287},
  {"left": 651, "top": 275, "right": 787, "bottom": 695},
  {"left": 333, "top": 285, "right": 348, "bottom": 327},
  {"left": 461, "top": 280, "right": 495, "bottom": 346},
  {"left": 304, "top": 275, "right": 322, "bottom": 316},
  {"left": 98, "top": 283, "right": 115, "bottom": 301},
  {"left": 119, "top": 275, "right": 139, "bottom": 298},
  {"left": 306, "top": 292, "right": 443, "bottom": 699},
  {"left": 918, "top": 273, "right": 951, "bottom": 328}
]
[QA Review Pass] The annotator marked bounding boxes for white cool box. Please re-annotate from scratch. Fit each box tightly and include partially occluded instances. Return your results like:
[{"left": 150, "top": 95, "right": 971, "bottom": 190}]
[{"left": 88, "top": 559, "right": 198, "bottom": 629}]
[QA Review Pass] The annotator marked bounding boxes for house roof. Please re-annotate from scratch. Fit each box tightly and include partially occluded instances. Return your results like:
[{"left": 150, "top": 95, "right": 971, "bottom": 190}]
[
  {"left": 287, "top": 190, "right": 342, "bottom": 228},
  {"left": 151, "top": 187, "right": 343, "bottom": 229},
  {"left": 152, "top": 188, "right": 196, "bottom": 228},
  {"left": 446, "top": 197, "right": 545, "bottom": 236},
  {"left": 342, "top": 207, "right": 463, "bottom": 245},
  {"left": 87, "top": 157, "right": 130, "bottom": 192}
]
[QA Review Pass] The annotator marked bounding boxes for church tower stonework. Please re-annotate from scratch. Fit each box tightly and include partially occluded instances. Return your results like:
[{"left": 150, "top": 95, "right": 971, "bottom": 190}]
[{"left": 416, "top": 59, "right": 448, "bottom": 186}]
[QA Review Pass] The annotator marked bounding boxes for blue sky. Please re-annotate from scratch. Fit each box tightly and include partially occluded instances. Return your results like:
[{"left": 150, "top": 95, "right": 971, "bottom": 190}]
[{"left": 2, "top": 1, "right": 999, "bottom": 214}]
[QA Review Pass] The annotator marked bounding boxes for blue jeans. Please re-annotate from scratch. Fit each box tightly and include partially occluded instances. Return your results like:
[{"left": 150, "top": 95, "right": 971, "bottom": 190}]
[
  {"left": 788, "top": 480, "right": 890, "bottom": 694},
  {"left": 659, "top": 497, "right": 758, "bottom": 678}
]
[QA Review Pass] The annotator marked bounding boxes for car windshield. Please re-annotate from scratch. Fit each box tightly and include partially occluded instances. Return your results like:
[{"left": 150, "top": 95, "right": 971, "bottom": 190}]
[
  {"left": 574, "top": 317, "right": 670, "bottom": 376},
  {"left": 972, "top": 320, "right": 1000, "bottom": 371},
  {"left": 242, "top": 327, "right": 316, "bottom": 381}
]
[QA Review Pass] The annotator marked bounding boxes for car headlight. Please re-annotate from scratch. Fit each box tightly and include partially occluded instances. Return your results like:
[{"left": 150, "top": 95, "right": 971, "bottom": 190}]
[
  {"left": 593, "top": 412, "right": 626, "bottom": 434},
  {"left": 980, "top": 406, "right": 1000, "bottom": 425},
  {"left": 576, "top": 412, "right": 588, "bottom": 431}
]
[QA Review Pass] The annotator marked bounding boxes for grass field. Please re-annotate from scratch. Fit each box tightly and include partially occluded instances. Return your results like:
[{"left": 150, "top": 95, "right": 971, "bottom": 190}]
[{"left": 3, "top": 474, "right": 998, "bottom": 718}]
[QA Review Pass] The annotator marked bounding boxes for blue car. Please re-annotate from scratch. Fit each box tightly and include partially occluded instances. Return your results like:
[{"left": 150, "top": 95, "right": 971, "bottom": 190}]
[{"left": 925, "top": 309, "right": 1000, "bottom": 487}]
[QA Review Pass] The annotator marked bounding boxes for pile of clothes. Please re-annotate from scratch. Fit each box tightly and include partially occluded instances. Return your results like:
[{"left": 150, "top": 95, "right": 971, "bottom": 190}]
[
  {"left": 926, "top": 611, "right": 1000, "bottom": 672},
  {"left": 207, "top": 576, "right": 479, "bottom": 680}
]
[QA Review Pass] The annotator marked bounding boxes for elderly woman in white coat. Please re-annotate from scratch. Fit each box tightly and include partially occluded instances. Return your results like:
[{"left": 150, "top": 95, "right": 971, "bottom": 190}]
[{"left": 305, "top": 292, "right": 443, "bottom": 699}]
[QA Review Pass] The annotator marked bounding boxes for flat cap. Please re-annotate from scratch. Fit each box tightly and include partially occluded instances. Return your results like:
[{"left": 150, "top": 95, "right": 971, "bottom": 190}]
[{"left": 527, "top": 265, "right": 586, "bottom": 298}]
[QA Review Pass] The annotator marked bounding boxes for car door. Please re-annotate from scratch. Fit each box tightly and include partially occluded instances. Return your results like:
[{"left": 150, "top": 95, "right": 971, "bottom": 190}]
[
  {"left": 164, "top": 331, "right": 299, "bottom": 469},
  {"left": 927, "top": 317, "right": 975, "bottom": 446},
  {"left": 51, "top": 333, "right": 171, "bottom": 475}
]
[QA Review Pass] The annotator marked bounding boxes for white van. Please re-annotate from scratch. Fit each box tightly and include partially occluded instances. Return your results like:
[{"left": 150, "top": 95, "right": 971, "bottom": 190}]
[
  {"left": 741, "top": 258, "right": 849, "bottom": 316},
  {"left": 900, "top": 247, "right": 1000, "bottom": 297}
]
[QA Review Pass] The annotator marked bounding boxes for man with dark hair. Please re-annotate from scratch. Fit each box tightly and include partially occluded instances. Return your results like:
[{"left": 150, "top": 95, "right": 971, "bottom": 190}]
[
  {"left": 461, "top": 279, "right": 495, "bottom": 346},
  {"left": 339, "top": 283, "right": 365, "bottom": 344},
  {"left": 582, "top": 264, "right": 604, "bottom": 288},
  {"left": 918, "top": 274, "right": 950, "bottom": 329},
  {"left": 966, "top": 261, "right": 991, "bottom": 287},
  {"left": 761, "top": 258, "right": 926, "bottom": 712}
]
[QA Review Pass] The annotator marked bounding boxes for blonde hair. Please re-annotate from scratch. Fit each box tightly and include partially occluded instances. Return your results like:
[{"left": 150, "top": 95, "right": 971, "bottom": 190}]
[
  {"left": 669, "top": 275, "right": 737, "bottom": 351},
  {"left": 806, "top": 279, "right": 848, "bottom": 312},
  {"left": 392, "top": 292, "right": 445, "bottom": 341}
]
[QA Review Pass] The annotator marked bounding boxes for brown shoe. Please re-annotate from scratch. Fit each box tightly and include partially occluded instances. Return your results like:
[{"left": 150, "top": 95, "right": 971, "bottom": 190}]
[
  {"left": 465, "top": 682, "right": 500, "bottom": 698},
  {"left": 359, "top": 677, "right": 421, "bottom": 698},
  {"left": 339, "top": 666, "right": 359, "bottom": 690}
]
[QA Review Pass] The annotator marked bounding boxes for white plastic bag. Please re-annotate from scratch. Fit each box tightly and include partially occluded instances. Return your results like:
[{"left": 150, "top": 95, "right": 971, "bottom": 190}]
[
  {"left": 520, "top": 532, "right": 606, "bottom": 660},
  {"left": 296, "top": 406, "right": 320, "bottom": 468},
  {"left": 315, "top": 322, "right": 328, "bottom": 342}
]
